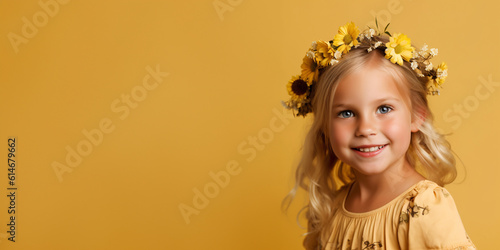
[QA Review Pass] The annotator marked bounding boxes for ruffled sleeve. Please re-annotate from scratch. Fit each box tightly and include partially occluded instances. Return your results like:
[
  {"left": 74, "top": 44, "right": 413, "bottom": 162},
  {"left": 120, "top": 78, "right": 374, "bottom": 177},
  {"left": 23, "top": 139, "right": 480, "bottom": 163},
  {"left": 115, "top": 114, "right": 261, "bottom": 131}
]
[{"left": 397, "top": 181, "right": 475, "bottom": 249}]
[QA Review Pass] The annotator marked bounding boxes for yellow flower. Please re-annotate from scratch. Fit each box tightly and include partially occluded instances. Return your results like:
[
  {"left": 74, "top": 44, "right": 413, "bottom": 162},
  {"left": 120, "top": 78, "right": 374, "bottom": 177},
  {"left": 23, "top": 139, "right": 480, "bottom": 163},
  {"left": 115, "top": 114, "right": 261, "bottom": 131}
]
[
  {"left": 333, "top": 22, "right": 360, "bottom": 54},
  {"left": 385, "top": 33, "right": 414, "bottom": 66},
  {"left": 435, "top": 62, "right": 448, "bottom": 86},
  {"left": 287, "top": 75, "right": 309, "bottom": 102},
  {"left": 301, "top": 55, "right": 318, "bottom": 85},
  {"left": 315, "top": 40, "right": 334, "bottom": 67}
]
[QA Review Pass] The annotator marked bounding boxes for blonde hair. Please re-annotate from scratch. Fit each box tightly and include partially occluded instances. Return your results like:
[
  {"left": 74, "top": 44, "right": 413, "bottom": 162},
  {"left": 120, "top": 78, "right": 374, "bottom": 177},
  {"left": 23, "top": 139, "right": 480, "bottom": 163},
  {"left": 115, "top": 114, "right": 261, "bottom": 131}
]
[{"left": 283, "top": 38, "right": 457, "bottom": 250}]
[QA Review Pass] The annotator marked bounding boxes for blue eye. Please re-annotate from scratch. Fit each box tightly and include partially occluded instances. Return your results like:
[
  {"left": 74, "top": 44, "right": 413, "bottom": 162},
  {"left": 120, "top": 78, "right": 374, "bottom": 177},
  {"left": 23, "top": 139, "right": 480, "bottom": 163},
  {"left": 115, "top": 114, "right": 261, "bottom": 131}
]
[
  {"left": 338, "top": 110, "right": 354, "bottom": 118},
  {"left": 377, "top": 105, "right": 393, "bottom": 114}
]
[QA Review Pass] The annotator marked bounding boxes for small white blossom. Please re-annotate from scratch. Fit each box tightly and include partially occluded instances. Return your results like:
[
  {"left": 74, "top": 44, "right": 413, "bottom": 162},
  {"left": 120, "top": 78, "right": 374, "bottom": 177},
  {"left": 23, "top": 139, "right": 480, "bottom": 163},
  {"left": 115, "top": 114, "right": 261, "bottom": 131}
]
[
  {"left": 430, "top": 48, "right": 438, "bottom": 56},
  {"left": 420, "top": 44, "right": 428, "bottom": 52},
  {"left": 419, "top": 44, "right": 430, "bottom": 57},
  {"left": 311, "top": 41, "right": 317, "bottom": 50},
  {"left": 334, "top": 50, "right": 342, "bottom": 59},
  {"left": 359, "top": 33, "right": 365, "bottom": 41},
  {"left": 369, "top": 29, "right": 375, "bottom": 38},
  {"left": 330, "top": 59, "right": 339, "bottom": 65},
  {"left": 411, "top": 61, "right": 418, "bottom": 70},
  {"left": 367, "top": 47, "right": 373, "bottom": 53},
  {"left": 425, "top": 62, "right": 433, "bottom": 71},
  {"left": 437, "top": 69, "right": 448, "bottom": 79},
  {"left": 418, "top": 73, "right": 425, "bottom": 77},
  {"left": 306, "top": 51, "right": 315, "bottom": 59},
  {"left": 374, "top": 41, "right": 382, "bottom": 48}
]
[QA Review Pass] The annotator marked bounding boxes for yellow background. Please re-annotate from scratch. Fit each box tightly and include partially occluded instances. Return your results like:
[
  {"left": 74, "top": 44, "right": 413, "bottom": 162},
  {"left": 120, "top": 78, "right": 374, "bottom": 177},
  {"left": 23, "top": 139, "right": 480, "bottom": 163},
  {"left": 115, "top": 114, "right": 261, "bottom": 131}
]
[{"left": 0, "top": 0, "right": 498, "bottom": 249}]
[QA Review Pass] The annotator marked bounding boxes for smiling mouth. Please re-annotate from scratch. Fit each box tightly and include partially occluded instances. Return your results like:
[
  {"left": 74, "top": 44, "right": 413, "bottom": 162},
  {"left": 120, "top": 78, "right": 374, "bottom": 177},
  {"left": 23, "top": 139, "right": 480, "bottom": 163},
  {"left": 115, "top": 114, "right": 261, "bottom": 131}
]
[{"left": 353, "top": 145, "right": 387, "bottom": 152}]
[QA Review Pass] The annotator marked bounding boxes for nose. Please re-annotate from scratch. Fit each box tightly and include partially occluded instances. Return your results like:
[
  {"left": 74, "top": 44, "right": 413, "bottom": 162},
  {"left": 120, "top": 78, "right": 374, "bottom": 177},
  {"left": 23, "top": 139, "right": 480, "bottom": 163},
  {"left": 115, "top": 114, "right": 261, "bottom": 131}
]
[{"left": 355, "top": 114, "right": 377, "bottom": 137}]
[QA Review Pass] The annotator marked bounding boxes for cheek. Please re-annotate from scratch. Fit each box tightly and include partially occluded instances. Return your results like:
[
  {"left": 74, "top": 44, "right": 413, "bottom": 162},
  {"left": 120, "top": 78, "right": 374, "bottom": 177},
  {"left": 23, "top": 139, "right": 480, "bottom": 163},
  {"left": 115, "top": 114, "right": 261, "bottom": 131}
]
[
  {"left": 382, "top": 117, "right": 412, "bottom": 145},
  {"left": 328, "top": 122, "right": 350, "bottom": 148}
]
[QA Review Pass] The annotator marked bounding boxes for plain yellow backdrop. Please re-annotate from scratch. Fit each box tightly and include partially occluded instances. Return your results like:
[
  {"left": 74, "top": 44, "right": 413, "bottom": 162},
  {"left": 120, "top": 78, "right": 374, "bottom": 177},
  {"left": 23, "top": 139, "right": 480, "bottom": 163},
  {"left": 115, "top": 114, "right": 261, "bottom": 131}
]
[{"left": 0, "top": 0, "right": 498, "bottom": 249}]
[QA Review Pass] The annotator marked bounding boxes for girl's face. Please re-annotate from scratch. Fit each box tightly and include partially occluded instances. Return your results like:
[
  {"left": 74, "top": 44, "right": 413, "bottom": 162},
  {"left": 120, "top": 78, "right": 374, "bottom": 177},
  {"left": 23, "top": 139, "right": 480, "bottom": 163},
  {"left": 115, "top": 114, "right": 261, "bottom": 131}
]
[{"left": 328, "top": 62, "right": 420, "bottom": 178}]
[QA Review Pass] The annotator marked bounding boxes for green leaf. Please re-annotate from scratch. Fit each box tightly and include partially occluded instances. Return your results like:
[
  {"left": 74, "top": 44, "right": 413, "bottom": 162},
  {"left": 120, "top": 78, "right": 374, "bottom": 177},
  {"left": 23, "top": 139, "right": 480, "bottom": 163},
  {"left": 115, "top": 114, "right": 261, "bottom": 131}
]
[
  {"left": 384, "top": 23, "right": 390, "bottom": 32},
  {"left": 385, "top": 31, "right": 392, "bottom": 36},
  {"left": 375, "top": 18, "right": 379, "bottom": 31}
]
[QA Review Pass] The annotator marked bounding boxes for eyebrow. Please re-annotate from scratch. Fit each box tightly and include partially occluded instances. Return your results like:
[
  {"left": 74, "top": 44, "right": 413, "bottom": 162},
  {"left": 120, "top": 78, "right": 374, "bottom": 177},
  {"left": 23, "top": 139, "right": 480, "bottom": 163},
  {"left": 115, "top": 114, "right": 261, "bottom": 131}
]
[{"left": 332, "top": 97, "right": 403, "bottom": 108}]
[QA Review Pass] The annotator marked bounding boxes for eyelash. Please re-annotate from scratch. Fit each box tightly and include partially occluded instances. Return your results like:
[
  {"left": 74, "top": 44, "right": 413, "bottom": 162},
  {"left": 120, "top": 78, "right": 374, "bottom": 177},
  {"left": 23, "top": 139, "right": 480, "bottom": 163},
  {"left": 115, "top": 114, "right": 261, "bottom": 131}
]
[{"left": 336, "top": 105, "right": 393, "bottom": 118}]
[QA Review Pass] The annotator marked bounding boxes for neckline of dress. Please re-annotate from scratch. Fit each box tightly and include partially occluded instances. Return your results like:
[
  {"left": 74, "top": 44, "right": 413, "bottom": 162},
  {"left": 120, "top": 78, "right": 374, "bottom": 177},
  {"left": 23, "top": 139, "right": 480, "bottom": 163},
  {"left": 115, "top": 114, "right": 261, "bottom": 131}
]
[{"left": 340, "top": 179, "right": 431, "bottom": 217}]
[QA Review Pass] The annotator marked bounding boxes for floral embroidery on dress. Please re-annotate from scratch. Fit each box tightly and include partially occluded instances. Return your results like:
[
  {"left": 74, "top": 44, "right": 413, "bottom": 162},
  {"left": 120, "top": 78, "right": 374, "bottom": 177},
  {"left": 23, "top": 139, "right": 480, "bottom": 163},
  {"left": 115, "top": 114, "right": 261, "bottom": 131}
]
[
  {"left": 441, "top": 188, "right": 450, "bottom": 197},
  {"left": 361, "top": 240, "right": 382, "bottom": 249},
  {"left": 335, "top": 239, "right": 383, "bottom": 250},
  {"left": 399, "top": 189, "right": 430, "bottom": 224}
]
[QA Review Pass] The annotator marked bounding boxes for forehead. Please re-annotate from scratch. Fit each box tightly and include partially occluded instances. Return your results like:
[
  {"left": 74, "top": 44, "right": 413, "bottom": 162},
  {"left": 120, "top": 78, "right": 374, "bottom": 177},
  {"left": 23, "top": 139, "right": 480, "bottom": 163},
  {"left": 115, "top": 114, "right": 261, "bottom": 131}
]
[{"left": 332, "top": 63, "right": 410, "bottom": 106}]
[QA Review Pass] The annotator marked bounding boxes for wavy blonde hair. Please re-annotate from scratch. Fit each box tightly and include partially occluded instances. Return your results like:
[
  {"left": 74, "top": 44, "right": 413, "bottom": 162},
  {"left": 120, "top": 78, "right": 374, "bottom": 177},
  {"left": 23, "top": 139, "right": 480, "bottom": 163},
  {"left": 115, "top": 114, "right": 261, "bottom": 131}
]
[{"left": 283, "top": 38, "right": 457, "bottom": 250}]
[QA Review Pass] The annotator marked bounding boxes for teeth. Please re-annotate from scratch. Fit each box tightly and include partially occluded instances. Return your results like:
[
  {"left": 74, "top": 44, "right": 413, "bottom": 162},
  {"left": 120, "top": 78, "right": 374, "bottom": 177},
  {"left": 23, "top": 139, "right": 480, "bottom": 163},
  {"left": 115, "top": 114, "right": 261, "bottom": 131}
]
[{"left": 357, "top": 146, "right": 384, "bottom": 152}]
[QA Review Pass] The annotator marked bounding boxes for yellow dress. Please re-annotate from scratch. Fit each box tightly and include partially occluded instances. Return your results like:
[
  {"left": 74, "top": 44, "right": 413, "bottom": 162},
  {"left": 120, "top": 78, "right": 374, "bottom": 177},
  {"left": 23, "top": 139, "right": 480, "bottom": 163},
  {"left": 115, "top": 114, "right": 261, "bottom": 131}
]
[{"left": 324, "top": 180, "right": 475, "bottom": 250}]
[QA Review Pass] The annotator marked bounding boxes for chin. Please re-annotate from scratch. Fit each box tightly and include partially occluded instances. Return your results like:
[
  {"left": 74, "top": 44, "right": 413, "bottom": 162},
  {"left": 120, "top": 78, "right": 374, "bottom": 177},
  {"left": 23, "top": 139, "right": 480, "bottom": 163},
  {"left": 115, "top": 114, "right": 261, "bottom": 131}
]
[{"left": 350, "top": 165, "right": 390, "bottom": 176}]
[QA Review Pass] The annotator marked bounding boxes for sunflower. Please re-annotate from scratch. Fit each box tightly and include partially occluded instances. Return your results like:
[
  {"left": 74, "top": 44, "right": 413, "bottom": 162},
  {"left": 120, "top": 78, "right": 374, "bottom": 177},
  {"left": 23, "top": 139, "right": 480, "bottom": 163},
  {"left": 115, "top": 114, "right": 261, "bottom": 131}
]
[
  {"left": 301, "top": 55, "right": 318, "bottom": 85},
  {"left": 315, "top": 40, "right": 334, "bottom": 67},
  {"left": 435, "top": 62, "right": 448, "bottom": 85},
  {"left": 385, "top": 33, "right": 414, "bottom": 66},
  {"left": 287, "top": 75, "right": 309, "bottom": 103},
  {"left": 333, "top": 22, "right": 360, "bottom": 54}
]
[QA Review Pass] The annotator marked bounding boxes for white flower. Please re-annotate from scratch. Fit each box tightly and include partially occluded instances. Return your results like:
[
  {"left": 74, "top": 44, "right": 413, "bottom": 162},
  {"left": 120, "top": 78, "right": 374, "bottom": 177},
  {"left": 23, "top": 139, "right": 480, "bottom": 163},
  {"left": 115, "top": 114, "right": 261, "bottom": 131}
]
[
  {"left": 418, "top": 73, "right": 425, "bottom": 77},
  {"left": 306, "top": 51, "right": 315, "bottom": 59},
  {"left": 430, "top": 48, "right": 438, "bottom": 56},
  {"left": 411, "top": 61, "right": 418, "bottom": 70},
  {"left": 419, "top": 44, "right": 429, "bottom": 57},
  {"left": 334, "top": 50, "right": 342, "bottom": 59},
  {"left": 374, "top": 41, "right": 382, "bottom": 48},
  {"left": 369, "top": 29, "right": 375, "bottom": 38},
  {"left": 367, "top": 47, "right": 373, "bottom": 53},
  {"left": 360, "top": 29, "right": 375, "bottom": 41},
  {"left": 437, "top": 69, "right": 448, "bottom": 78},
  {"left": 420, "top": 44, "right": 428, "bottom": 52},
  {"left": 330, "top": 59, "right": 339, "bottom": 65},
  {"left": 311, "top": 41, "right": 317, "bottom": 50},
  {"left": 425, "top": 62, "right": 433, "bottom": 71}
]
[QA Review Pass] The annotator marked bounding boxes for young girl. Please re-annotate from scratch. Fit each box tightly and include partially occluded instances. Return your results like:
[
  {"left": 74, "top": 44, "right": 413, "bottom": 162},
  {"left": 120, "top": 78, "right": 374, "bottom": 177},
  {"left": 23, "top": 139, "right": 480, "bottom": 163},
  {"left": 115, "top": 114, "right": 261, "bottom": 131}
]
[{"left": 283, "top": 22, "right": 475, "bottom": 249}]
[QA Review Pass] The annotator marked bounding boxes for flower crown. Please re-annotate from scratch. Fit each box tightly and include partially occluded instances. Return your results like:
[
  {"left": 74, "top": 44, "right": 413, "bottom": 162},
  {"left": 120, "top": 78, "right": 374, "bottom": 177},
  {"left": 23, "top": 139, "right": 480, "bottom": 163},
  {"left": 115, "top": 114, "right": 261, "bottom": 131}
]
[{"left": 282, "top": 21, "right": 448, "bottom": 117}]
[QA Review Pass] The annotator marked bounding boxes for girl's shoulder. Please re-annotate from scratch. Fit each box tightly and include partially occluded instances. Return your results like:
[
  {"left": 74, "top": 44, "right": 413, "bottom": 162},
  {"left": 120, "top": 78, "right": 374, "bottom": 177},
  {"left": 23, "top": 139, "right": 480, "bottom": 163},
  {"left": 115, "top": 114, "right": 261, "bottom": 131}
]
[
  {"left": 398, "top": 180, "right": 476, "bottom": 249},
  {"left": 403, "top": 179, "right": 448, "bottom": 204},
  {"left": 398, "top": 180, "right": 456, "bottom": 224}
]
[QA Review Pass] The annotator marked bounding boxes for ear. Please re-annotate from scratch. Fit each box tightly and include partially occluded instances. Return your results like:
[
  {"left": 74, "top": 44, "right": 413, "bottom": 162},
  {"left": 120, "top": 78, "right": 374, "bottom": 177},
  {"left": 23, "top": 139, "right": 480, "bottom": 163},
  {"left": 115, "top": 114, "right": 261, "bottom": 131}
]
[{"left": 411, "top": 107, "right": 426, "bottom": 132}]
